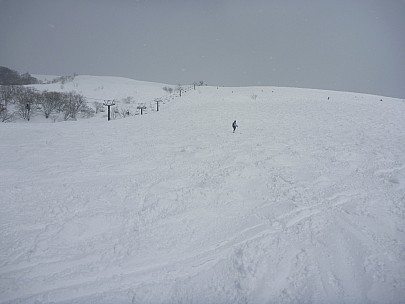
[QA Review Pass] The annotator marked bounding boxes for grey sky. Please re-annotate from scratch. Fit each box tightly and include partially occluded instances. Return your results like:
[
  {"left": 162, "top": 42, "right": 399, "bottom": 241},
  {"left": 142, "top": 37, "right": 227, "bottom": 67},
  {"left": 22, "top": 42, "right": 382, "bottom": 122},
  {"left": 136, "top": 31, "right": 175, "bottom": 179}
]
[{"left": 0, "top": 0, "right": 404, "bottom": 98}]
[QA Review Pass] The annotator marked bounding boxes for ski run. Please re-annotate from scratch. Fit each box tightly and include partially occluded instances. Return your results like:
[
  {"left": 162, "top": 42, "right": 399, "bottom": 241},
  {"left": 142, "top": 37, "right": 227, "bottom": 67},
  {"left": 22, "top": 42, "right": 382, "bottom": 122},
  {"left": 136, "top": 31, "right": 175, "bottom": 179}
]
[{"left": 1, "top": 76, "right": 404, "bottom": 303}]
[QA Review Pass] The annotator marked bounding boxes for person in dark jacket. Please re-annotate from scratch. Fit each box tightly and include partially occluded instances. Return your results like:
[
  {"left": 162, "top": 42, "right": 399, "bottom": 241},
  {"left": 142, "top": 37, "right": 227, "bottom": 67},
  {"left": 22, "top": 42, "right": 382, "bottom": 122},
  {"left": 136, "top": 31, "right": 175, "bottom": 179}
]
[{"left": 232, "top": 120, "right": 238, "bottom": 133}]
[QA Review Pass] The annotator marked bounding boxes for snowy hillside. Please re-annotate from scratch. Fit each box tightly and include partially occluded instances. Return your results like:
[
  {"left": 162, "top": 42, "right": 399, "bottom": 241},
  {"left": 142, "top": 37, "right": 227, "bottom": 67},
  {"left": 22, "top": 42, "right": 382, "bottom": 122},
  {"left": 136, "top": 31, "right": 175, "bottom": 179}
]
[
  {"left": 1, "top": 79, "right": 404, "bottom": 303},
  {"left": 31, "top": 74, "right": 60, "bottom": 83},
  {"left": 30, "top": 75, "right": 174, "bottom": 104},
  {"left": 20, "top": 75, "right": 178, "bottom": 123}
]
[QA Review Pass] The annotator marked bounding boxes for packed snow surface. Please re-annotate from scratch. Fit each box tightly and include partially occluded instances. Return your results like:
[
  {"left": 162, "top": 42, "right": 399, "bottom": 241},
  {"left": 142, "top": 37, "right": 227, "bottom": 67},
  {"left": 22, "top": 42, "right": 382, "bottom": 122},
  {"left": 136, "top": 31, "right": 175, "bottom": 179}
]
[{"left": 1, "top": 77, "right": 405, "bottom": 303}]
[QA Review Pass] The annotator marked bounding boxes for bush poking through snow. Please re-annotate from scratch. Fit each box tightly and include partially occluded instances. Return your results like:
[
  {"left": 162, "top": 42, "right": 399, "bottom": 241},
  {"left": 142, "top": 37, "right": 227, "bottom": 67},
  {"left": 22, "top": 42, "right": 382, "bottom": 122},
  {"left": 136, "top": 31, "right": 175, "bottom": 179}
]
[{"left": 120, "top": 107, "right": 131, "bottom": 118}]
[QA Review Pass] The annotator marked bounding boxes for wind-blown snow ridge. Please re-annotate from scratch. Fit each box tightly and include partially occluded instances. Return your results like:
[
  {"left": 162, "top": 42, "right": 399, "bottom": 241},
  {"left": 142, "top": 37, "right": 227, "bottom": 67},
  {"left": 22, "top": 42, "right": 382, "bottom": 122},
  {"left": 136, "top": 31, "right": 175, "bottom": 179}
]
[{"left": 1, "top": 77, "right": 404, "bottom": 303}]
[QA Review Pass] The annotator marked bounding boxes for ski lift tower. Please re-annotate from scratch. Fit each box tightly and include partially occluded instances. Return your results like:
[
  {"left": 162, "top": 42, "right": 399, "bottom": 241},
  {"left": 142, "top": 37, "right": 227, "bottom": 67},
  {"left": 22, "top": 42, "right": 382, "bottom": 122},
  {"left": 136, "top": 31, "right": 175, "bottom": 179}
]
[{"left": 103, "top": 100, "right": 116, "bottom": 121}]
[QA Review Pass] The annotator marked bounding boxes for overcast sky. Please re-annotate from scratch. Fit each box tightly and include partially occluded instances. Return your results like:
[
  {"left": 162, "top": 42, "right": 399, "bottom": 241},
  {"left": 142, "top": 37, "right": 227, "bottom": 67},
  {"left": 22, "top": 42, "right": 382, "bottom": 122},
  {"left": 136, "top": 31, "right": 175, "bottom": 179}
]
[{"left": 0, "top": 0, "right": 404, "bottom": 98}]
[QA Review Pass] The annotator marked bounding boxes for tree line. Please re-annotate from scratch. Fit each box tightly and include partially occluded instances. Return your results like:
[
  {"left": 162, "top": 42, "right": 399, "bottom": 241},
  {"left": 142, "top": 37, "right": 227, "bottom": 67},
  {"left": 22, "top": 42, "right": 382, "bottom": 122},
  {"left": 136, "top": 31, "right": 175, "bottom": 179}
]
[
  {"left": 0, "top": 66, "right": 40, "bottom": 86},
  {"left": 0, "top": 85, "right": 93, "bottom": 122}
]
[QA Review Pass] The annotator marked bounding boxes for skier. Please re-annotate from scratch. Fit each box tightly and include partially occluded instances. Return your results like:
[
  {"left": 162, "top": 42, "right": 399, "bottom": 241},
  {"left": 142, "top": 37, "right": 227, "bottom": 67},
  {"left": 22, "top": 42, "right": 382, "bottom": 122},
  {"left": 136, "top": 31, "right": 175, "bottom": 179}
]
[{"left": 232, "top": 120, "right": 238, "bottom": 133}]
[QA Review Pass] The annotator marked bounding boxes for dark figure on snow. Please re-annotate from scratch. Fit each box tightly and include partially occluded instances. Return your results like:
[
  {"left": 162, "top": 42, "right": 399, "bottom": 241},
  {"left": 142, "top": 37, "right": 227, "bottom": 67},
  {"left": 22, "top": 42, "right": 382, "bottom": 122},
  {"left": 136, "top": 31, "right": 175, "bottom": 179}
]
[{"left": 232, "top": 120, "right": 238, "bottom": 133}]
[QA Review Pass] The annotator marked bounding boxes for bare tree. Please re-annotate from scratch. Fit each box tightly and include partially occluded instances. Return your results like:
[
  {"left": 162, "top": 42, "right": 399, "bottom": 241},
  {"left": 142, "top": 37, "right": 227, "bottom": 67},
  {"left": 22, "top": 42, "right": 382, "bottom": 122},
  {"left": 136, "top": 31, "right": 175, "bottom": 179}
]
[
  {"left": 41, "top": 91, "right": 62, "bottom": 118},
  {"left": 51, "top": 74, "right": 76, "bottom": 84},
  {"left": 63, "top": 92, "right": 86, "bottom": 120},
  {"left": 112, "top": 106, "right": 119, "bottom": 119},
  {"left": 14, "top": 86, "right": 37, "bottom": 121},
  {"left": 80, "top": 105, "right": 95, "bottom": 118},
  {"left": 0, "top": 66, "right": 39, "bottom": 85},
  {"left": 0, "top": 85, "right": 14, "bottom": 108},
  {"left": 0, "top": 104, "right": 13, "bottom": 122},
  {"left": 94, "top": 101, "right": 104, "bottom": 113}
]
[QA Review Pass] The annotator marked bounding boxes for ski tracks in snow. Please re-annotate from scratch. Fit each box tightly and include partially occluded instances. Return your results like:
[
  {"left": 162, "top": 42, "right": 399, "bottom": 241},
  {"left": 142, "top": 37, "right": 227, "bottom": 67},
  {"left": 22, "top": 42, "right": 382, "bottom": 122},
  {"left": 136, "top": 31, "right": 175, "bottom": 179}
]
[{"left": 1, "top": 87, "right": 405, "bottom": 303}]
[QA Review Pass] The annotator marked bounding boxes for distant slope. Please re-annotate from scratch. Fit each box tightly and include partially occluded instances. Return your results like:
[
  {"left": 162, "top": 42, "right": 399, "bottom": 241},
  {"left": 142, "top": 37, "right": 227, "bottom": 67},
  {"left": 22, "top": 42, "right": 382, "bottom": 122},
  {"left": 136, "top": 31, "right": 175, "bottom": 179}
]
[
  {"left": 30, "top": 74, "right": 174, "bottom": 102},
  {"left": 31, "top": 74, "right": 60, "bottom": 83}
]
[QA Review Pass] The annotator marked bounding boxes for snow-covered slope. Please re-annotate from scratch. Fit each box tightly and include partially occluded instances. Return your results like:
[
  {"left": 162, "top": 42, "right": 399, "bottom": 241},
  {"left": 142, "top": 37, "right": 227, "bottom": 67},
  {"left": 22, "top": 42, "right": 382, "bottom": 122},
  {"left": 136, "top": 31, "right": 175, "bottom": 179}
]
[
  {"left": 30, "top": 75, "right": 173, "bottom": 102},
  {"left": 1, "top": 80, "right": 404, "bottom": 303},
  {"left": 23, "top": 75, "right": 178, "bottom": 123}
]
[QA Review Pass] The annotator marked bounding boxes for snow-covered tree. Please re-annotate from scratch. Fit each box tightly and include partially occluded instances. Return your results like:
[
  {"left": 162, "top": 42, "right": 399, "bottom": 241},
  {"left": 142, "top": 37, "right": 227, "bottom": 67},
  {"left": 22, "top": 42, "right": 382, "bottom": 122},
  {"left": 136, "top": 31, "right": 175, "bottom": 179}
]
[
  {"left": 63, "top": 92, "right": 86, "bottom": 120},
  {"left": 14, "top": 86, "right": 37, "bottom": 121},
  {"left": 0, "top": 104, "right": 13, "bottom": 122},
  {"left": 41, "top": 91, "right": 63, "bottom": 119},
  {"left": 0, "top": 85, "right": 14, "bottom": 108}
]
